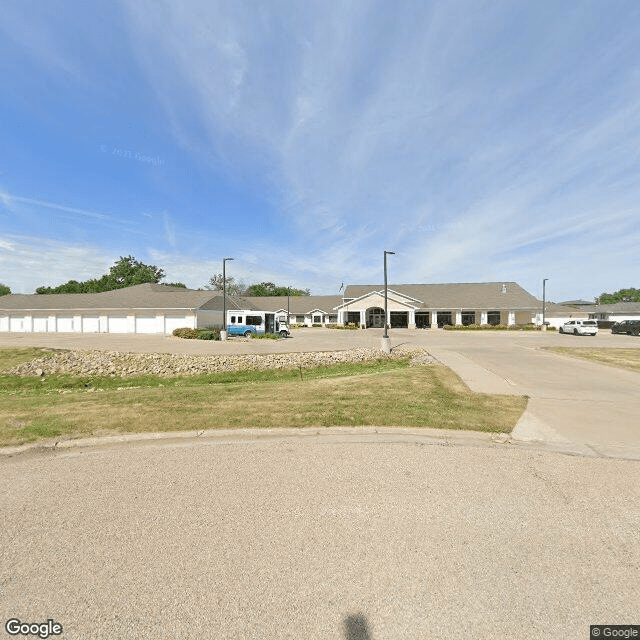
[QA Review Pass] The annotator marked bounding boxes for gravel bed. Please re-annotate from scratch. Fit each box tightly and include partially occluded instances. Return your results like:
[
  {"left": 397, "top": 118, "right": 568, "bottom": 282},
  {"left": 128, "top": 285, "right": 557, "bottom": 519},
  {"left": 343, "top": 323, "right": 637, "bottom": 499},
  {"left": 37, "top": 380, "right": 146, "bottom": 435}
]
[{"left": 5, "top": 345, "right": 431, "bottom": 378}]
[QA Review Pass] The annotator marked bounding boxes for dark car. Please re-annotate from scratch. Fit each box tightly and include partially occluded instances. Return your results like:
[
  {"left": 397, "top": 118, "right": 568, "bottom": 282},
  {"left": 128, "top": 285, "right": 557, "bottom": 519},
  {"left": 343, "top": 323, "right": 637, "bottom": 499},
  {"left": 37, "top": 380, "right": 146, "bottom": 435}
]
[{"left": 611, "top": 320, "right": 640, "bottom": 335}]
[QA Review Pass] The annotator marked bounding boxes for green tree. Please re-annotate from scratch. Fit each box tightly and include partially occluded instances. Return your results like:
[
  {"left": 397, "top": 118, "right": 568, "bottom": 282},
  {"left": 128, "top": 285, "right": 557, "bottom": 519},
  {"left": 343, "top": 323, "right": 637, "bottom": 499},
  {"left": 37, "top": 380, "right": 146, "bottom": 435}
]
[
  {"left": 36, "top": 256, "right": 167, "bottom": 294},
  {"left": 0, "top": 283, "right": 11, "bottom": 296},
  {"left": 203, "top": 274, "right": 245, "bottom": 296},
  {"left": 597, "top": 288, "right": 640, "bottom": 304},
  {"left": 246, "top": 282, "right": 310, "bottom": 297}
]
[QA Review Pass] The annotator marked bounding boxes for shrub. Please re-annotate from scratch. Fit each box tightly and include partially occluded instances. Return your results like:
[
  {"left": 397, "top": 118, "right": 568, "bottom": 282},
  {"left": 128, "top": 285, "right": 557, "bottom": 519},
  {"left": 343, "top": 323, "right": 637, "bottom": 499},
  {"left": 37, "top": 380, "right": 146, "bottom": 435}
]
[
  {"left": 252, "top": 333, "right": 280, "bottom": 340},
  {"left": 312, "top": 323, "right": 322, "bottom": 327},
  {"left": 197, "top": 331, "right": 219, "bottom": 340},
  {"left": 172, "top": 327, "right": 199, "bottom": 339}
]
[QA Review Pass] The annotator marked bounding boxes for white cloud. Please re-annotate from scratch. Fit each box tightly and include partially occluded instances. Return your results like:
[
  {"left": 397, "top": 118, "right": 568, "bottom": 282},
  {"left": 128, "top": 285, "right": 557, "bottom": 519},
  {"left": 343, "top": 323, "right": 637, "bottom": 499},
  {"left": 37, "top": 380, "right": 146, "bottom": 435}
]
[{"left": 0, "top": 235, "right": 112, "bottom": 293}]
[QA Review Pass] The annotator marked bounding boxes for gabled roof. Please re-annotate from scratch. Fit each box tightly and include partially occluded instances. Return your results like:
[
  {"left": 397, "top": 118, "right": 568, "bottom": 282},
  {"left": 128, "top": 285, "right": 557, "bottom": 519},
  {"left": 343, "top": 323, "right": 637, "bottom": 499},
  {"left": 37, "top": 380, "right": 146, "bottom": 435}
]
[
  {"left": 220, "top": 296, "right": 343, "bottom": 314},
  {"left": 543, "top": 303, "right": 589, "bottom": 318},
  {"left": 335, "top": 289, "right": 422, "bottom": 310},
  {"left": 343, "top": 282, "right": 540, "bottom": 309},
  {"left": 0, "top": 283, "right": 219, "bottom": 311},
  {"left": 591, "top": 302, "right": 640, "bottom": 313}
]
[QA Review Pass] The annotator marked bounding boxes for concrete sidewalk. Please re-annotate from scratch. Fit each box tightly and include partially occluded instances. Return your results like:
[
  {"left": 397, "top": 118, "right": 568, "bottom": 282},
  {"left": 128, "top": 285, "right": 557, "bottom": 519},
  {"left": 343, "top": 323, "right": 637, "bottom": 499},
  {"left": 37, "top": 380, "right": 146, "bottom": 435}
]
[{"left": 425, "top": 339, "right": 640, "bottom": 460}]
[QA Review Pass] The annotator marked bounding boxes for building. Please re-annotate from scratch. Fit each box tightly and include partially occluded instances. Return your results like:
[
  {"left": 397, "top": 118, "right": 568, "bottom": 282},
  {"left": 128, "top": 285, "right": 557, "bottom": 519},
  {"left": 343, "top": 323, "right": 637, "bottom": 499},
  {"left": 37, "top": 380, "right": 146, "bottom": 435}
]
[
  {"left": 587, "top": 302, "right": 640, "bottom": 323},
  {"left": 0, "top": 281, "right": 544, "bottom": 334},
  {"left": 0, "top": 284, "right": 222, "bottom": 334}
]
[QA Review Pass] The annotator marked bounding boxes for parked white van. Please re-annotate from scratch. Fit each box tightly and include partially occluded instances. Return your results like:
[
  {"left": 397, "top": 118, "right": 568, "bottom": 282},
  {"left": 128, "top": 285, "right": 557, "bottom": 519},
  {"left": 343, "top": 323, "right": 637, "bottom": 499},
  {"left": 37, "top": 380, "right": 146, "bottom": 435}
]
[{"left": 559, "top": 319, "right": 598, "bottom": 336}]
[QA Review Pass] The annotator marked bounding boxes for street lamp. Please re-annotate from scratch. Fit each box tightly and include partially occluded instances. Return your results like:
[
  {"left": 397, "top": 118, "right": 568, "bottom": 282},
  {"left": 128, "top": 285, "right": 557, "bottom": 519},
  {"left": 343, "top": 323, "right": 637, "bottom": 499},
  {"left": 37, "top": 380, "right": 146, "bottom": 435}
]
[
  {"left": 383, "top": 250, "right": 395, "bottom": 339},
  {"left": 542, "top": 278, "right": 548, "bottom": 328},
  {"left": 287, "top": 286, "right": 290, "bottom": 329},
  {"left": 222, "top": 257, "right": 234, "bottom": 339}
]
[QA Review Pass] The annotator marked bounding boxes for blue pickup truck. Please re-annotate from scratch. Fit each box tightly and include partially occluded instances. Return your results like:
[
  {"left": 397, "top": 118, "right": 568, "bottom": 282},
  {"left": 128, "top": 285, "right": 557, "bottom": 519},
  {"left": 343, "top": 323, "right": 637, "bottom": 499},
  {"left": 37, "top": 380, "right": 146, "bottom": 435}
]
[{"left": 227, "top": 311, "right": 289, "bottom": 338}]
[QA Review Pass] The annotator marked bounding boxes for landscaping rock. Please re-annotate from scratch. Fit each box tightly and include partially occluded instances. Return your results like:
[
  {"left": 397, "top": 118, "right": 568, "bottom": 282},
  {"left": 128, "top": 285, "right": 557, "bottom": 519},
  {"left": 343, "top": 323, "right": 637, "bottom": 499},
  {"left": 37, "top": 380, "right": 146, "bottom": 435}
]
[{"left": 5, "top": 344, "right": 430, "bottom": 379}]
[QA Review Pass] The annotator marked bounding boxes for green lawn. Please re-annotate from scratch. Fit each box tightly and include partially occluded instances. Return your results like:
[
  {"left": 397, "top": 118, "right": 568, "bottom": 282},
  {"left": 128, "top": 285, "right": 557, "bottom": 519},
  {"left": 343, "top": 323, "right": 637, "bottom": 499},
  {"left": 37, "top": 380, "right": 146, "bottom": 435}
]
[{"left": 0, "top": 348, "right": 528, "bottom": 446}]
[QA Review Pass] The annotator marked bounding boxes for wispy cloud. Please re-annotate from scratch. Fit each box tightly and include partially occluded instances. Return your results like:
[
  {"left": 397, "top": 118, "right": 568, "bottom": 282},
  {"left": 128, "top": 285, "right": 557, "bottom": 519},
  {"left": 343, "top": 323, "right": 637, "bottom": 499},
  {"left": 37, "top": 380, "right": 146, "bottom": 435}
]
[
  {"left": 0, "top": 234, "right": 112, "bottom": 293},
  {"left": 0, "top": 191, "right": 139, "bottom": 230},
  {"left": 2, "top": 0, "right": 639, "bottom": 299}
]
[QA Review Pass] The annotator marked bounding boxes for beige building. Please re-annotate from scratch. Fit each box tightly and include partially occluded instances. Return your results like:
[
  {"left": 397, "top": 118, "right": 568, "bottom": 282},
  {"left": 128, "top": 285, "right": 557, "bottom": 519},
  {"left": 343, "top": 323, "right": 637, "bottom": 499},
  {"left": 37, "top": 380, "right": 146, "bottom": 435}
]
[
  {"left": 237, "top": 282, "right": 542, "bottom": 329},
  {"left": 0, "top": 281, "right": 543, "bottom": 334}
]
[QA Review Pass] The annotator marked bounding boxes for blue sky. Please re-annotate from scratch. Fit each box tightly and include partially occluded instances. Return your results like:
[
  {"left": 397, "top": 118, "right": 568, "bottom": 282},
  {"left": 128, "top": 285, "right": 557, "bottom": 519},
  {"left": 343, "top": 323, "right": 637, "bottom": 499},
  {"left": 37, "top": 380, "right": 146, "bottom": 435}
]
[{"left": 1, "top": 0, "right": 639, "bottom": 301}]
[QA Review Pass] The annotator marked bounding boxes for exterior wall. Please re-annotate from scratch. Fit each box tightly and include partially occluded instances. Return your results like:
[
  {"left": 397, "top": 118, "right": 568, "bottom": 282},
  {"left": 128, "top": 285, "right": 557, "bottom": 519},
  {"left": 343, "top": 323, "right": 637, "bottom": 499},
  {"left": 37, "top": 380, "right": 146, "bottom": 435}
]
[
  {"left": 514, "top": 311, "right": 535, "bottom": 325},
  {"left": 592, "top": 313, "right": 640, "bottom": 322},
  {"left": 196, "top": 310, "right": 222, "bottom": 330}
]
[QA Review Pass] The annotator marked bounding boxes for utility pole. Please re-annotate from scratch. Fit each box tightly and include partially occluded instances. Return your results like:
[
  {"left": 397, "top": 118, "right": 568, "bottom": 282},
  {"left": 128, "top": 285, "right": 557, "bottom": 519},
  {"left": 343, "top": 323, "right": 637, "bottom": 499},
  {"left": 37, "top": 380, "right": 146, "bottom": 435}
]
[
  {"left": 382, "top": 250, "right": 395, "bottom": 352},
  {"left": 221, "top": 257, "right": 234, "bottom": 341},
  {"left": 542, "top": 278, "right": 548, "bottom": 330}
]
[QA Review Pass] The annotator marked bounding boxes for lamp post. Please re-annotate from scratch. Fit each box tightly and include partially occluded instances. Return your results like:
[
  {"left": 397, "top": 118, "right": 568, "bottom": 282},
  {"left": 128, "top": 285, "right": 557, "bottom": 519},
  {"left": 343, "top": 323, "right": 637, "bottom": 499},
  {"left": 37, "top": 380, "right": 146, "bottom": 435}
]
[
  {"left": 542, "top": 278, "right": 548, "bottom": 330},
  {"left": 383, "top": 250, "right": 395, "bottom": 345},
  {"left": 287, "top": 286, "right": 290, "bottom": 330},
  {"left": 221, "top": 257, "right": 234, "bottom": 341}
]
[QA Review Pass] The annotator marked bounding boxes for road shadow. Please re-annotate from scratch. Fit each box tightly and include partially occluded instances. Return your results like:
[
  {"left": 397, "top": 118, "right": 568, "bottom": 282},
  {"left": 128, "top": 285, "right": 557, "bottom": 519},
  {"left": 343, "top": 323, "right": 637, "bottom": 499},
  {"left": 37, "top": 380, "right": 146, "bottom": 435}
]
[{"left": 343, "top": 613, "right": 372, "bottom": 640}]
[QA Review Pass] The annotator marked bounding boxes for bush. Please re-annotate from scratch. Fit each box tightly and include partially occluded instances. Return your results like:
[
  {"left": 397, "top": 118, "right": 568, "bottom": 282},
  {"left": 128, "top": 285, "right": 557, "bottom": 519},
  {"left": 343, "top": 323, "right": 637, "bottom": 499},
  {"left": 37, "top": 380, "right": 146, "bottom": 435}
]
[
  {"left": 172, "top": 327, "right": 199, "bottom": 339},
  {"left": 312, "top": 323, "right": 322, "bottom": 327},
  {"left": 443, "top": 323, "right": 547, "bottom": 331},
  {"left": 197, "top": 331, "right": 219, "bottom": 340},
  {"left": 252, "top": 333, "right": 280, "bottom": 340}
]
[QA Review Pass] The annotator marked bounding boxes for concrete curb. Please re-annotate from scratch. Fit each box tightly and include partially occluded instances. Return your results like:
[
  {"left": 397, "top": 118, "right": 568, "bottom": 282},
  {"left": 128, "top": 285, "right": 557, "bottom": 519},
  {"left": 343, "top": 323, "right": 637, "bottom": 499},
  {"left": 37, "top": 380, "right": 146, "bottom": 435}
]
[{"left": 0, "top": 425, "right": 617, "bottom": 460}]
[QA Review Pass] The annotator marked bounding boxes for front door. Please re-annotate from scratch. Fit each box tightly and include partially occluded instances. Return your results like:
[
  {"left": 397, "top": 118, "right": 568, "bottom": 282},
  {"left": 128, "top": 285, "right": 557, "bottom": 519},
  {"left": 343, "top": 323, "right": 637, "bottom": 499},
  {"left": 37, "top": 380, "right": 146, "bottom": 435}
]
[{"left": 367, "top": 307, "right": 385, "bottom": 328}]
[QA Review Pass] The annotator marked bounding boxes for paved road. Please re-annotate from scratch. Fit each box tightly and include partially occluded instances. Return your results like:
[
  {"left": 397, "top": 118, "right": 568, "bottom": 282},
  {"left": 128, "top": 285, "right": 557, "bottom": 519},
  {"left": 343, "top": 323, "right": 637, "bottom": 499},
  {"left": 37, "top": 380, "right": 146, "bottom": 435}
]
[{"left": 1, "top": 436, "right": 639, "bottom": 640}]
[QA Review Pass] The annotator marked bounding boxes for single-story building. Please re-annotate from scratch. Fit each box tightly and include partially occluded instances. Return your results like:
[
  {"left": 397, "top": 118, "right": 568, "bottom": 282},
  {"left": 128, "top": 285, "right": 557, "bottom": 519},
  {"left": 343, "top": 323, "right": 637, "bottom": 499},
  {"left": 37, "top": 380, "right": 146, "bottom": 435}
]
[
  {"left": 1, "top": 280, "right": 545, "bottom": 334},
  {"left": 231, "top": 282, "right": 542, "bottom": 329},
  {"left": 587, "top": 302, "right": 640, "bottom": 323},
  {"left": 0, "top": 283, "right": 225, "bottom": 334},
  {"left": 535, "top": 303, "right": 589, "bottom": 329}
]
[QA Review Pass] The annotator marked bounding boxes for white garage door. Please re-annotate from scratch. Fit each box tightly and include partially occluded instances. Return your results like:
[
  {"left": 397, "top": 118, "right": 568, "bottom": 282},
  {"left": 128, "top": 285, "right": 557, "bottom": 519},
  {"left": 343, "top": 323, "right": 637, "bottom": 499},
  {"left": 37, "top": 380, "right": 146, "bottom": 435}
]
[
  {"left": 56, "top": 317, "right": 74, "bottom": 332},
  {"left": 136, "top": 316, "right": 158, "bottom": 333},
  {"left": 9, "top": 317, "right": 26, "bottom": 332},
  {"left": 33, "top": 317, "right": 49, "bottom": 332},
  {"left": 0, "top": 316, "right": 8, "bottom": 332},
  {"left": 108, "top": 316, "right": 128, "bottom": 333},
  {"left": 82, "top": 316, "right": 100, "bottom": 333},
  {"left": 164, "top": 315, "right": 191, "bottom": 334}
]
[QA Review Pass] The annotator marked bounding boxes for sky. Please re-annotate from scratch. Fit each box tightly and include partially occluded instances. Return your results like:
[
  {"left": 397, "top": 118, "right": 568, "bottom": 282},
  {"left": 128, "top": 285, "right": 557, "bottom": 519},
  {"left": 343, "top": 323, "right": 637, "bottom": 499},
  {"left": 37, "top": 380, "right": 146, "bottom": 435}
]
[{"left": 1, "top": 0, "right": 639, "bottom": 301}]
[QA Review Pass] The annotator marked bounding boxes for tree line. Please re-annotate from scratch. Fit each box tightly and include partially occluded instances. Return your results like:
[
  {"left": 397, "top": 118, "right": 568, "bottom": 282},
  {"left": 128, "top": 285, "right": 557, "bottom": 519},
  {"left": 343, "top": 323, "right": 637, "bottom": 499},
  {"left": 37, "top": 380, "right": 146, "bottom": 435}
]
[{"left": 21, "top": 256, "right": 309, "bottom": 297}]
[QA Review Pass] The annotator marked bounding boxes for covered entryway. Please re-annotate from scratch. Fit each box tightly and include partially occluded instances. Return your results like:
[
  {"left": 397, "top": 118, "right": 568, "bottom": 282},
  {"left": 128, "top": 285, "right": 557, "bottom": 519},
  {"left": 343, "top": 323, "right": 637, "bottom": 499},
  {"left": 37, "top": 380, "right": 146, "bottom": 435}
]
[
  {"left": 366, "top": 307, "right": 385, "bottom": 328},
  {"left": 461, "top": 310, "right": 476, "bottom": 326},
  {"left": 437, "top": 312, "right": 453, "bottom": 328},
  {"left": 415, "top": 312, "right": 430, "bottom": 329},
  {"left": 390, "top": 311, "right": 408, "bottom": 328}
]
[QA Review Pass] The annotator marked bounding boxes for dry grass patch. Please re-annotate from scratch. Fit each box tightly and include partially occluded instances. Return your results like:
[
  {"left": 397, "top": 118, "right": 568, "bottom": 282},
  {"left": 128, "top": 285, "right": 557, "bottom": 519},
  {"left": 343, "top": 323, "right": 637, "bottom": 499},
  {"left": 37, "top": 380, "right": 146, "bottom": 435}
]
[
  {"left": 0, "top": 362, "right": 527, "bottom": 446},
  {"left": 0, "top": 347, "right": 62, "bottom": 371},
  {"left": 545, "top": 347, "right": 640, "bottom": 374}
]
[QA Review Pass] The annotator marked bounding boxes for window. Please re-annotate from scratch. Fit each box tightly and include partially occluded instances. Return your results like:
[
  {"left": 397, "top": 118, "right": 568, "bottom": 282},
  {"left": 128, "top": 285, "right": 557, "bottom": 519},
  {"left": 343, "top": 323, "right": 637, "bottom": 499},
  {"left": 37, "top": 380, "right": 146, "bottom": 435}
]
[
  {"left": 487, "top": 311, "right": 501, "bottom": 325},
  {"left": 230, "top": 316, "right": 236, "bottom": 323},
  {"left": 237, "top": 316, "right": 243, "bottom": 324},
  {"left": 246, "top": 315, "right": 263, "bottom": 326},
  {"left": 313, "top": 315, "right": 322, "bottom": 323}
]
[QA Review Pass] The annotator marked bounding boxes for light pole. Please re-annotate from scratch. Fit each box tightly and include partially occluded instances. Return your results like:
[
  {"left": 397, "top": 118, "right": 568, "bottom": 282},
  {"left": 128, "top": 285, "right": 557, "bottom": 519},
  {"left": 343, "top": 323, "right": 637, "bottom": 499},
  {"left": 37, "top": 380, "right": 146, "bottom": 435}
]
[
  {"left": 287, "top": 286, "right": 290, "bottom": 329},
  {"left": 221, "top": 257, "right": 234, "bottom": 340},
  {"left": 542, "top": 278, "right": 548, "bottom": 329},
  {"left": 383, "top": 250, "right": 395, "bottom": 340}
]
